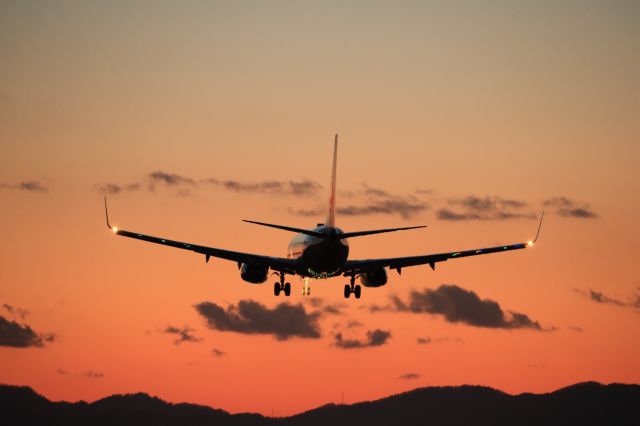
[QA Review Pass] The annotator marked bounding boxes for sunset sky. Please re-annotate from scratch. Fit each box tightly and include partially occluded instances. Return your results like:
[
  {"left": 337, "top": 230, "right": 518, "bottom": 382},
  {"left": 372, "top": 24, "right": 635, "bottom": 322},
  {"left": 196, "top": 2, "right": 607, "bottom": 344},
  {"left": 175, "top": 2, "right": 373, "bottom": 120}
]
[{"left": 1, "top": 0, "right": 639, "bottom": 416}]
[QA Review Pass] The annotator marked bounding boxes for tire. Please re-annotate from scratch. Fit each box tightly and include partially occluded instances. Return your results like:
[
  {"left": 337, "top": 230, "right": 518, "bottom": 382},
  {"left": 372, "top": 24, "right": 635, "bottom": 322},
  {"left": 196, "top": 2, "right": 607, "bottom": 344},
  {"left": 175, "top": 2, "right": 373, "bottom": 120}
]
[
  {"left": 284, "top": 282, "right": 291, "bottom": 296},
  {"left": 354, "top": 285, "right": 362, "bottom": 299},
  {"left": 274, "top": 282, "right": 281, "bottom": 296},
  {"left": 344, "top": 284, "right": 351, "bottom": 299}
]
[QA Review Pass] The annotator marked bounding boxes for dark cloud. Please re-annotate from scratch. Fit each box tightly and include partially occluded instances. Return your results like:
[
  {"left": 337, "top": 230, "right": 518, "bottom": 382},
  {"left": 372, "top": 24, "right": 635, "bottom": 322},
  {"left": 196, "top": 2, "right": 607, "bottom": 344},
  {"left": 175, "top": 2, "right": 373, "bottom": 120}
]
[
  {"left": 56, "top": 369, "right": 69, "bottom": 375},
  {"left": 212, "top": 348, "right": 227, "bottom": 357},
  {"left": 338, "top": 199, "right": 428, "bottom": 220},
  {"left": 416, "top": 337, "right": 432, "bottom": 344},
  {"left": 0, "top": 181, "right": 48, "bottom": 193},
  {"left": 0, "top": 316, "right": 53, "bottom": 347},
  {"left": 83, "top": 371, "right": 104, "bottom": 379},
  {"left": 544, "top": 197, "right": 598, "bottom": 218},
  {"left": 437, "top": 196, "right": 534, "bottom": 221},
  {"left": 194, "top": 300, "right": 321, "bottom": 341},
  {"left": 3, "top": 303, "right": 29, "bottom": 320},
  {"left": 163, "top": 325, "right": 200, "bottom": 344},
  {"left": 399, "top": 373, "right": 420, "bottom": 380},
  {"left": 575, "top": 287, "right": 639, "bottom": 311},
  {"left": 378, "top": 285, "right": 545, "bottom": 330},
  {"left": 346, "top": 320, "right": 363, "bottom": 328},
  {"left": 569, "top": 325, "right": 584, "bottom": 333},
  {"left": 333, "top": 329, "right": 391, "bottom": 349}
]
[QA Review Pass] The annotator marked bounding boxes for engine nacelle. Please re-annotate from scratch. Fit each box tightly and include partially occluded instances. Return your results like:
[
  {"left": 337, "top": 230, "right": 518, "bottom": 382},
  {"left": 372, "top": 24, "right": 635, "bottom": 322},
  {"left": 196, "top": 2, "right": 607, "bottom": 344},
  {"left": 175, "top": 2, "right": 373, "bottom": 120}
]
[
  {"left": 359, "top": 267, "right": 388, "bottom": 287},
  {"left": 240, "top": 263, "right": 269, "bottom": 284}
]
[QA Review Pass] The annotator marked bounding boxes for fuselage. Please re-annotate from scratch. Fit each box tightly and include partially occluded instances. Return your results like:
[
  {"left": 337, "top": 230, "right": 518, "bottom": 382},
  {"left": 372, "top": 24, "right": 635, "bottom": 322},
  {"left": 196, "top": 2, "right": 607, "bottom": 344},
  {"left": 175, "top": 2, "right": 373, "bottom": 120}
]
[{"left": 287, "top": 225, "right": 349, "bottom": 278}]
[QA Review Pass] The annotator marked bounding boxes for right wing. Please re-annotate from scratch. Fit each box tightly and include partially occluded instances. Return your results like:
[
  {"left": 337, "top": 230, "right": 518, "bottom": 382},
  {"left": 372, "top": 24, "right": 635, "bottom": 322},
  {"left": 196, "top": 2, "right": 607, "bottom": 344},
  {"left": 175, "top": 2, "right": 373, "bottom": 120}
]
[{"left": 105, "top": 198, "right": 297, "bottom": 274}]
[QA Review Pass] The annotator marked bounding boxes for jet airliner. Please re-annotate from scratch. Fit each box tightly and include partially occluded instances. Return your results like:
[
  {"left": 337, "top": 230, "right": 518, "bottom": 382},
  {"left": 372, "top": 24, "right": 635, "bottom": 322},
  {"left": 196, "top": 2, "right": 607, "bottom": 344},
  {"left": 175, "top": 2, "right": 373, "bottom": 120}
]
[{"left": 104, "top": 135, "right": 543, "bottom": 299}]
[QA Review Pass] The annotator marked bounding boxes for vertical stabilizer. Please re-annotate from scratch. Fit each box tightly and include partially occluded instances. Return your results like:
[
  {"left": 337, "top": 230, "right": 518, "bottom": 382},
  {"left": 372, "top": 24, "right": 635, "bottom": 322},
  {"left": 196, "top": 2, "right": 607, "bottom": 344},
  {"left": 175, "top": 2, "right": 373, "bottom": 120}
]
[{"left": 325, "top": 134, "right": 338, "bottom": 227}]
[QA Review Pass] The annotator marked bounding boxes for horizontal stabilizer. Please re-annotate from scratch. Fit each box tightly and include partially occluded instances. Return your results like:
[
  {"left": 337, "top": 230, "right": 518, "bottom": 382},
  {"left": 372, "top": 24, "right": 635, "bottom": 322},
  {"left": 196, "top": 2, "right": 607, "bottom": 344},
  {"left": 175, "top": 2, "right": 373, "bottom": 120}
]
[
  {"left": 242, "top": 220, "right": 326, "bottom": 238},
  {"left": 339, "top": 225, "right": 427, "bottom": 239}
]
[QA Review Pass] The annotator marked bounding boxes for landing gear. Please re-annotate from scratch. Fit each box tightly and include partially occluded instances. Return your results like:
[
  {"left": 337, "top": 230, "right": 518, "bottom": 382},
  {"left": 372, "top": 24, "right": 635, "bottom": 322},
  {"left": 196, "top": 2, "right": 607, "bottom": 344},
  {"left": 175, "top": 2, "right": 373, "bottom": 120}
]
[
  {"left": 302, "top": 278, "right": 311, "bottom": 296},
  {"left": 273, "top": 272, "right": 291, "bottom": 297},
  {"left": 343, "top": 276, "right": 362, "bottom": 299}
]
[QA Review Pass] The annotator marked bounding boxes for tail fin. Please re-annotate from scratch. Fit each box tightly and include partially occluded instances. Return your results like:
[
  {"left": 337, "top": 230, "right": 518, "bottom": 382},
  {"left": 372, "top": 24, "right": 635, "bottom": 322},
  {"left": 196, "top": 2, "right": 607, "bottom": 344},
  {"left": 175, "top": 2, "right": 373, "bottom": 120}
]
[{"left": 326, "top": 134, "right": 338, "bottom": 227}]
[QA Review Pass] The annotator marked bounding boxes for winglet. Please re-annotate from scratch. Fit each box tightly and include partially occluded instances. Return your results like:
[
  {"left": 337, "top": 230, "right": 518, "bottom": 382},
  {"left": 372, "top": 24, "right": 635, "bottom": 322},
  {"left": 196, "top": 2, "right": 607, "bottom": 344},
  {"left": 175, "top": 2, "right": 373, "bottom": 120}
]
[
  {"left": 533, "top": 211, "right": 544, "bottom": 243},
  {"left": 527, "top": 211, "right": 544, "bottom": 246},
  {"left": 104, "top": 196, "right": 118, "bottom": 233}
]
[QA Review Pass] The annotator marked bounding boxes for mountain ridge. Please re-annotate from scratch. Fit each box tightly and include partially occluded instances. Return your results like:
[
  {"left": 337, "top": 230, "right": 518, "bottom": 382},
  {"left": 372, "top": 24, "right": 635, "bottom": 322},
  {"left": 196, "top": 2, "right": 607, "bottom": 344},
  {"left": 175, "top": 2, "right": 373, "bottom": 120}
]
[{"left": 1, "top": 381, "right": 638, "bottom": 425}]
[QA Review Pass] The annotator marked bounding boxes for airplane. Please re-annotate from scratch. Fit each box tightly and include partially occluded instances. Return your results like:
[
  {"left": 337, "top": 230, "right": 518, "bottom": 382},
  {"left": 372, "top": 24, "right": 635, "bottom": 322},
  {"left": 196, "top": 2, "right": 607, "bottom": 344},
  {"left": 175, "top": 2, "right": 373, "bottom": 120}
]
[{"left": 104, "top": 134, "right": 543, "bottom": 299}]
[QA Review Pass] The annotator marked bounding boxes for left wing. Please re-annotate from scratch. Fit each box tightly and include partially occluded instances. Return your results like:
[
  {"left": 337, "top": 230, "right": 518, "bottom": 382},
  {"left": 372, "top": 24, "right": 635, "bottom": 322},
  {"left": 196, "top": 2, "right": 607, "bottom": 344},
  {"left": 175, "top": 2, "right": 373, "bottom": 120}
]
[
  {"left": 104, "top": 198, "right": 297, "bottom": 274},
  {"left": 343, "top": 213, "right": 544, "bottom": 275}
]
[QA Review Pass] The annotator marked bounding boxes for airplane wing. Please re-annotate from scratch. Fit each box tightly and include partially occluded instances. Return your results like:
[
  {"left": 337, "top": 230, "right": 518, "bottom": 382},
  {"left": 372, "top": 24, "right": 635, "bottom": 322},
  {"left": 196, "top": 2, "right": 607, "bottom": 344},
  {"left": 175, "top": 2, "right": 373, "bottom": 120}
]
[
  {"left": 343, "top": 213, "right": 544, "bottom": 275},
  {"left": 104, "top": 199, "right": 297, "bottom": 274}
]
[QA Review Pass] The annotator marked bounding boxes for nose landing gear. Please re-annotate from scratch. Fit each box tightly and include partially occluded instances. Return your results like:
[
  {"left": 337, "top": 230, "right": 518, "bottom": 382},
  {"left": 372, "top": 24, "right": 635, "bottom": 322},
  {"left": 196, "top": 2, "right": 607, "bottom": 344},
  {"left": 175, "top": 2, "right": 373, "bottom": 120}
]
[
  {"left": 302, "top": 277, "right": 311, "bottom": 296},
  {"left": 343, "top": 275, "right": 361, "bottom": 299}
]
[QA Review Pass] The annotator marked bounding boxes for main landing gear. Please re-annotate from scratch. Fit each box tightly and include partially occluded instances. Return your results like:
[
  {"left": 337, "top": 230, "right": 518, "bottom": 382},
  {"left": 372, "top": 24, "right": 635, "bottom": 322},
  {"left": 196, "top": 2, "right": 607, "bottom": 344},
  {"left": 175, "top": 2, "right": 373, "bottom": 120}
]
[
  {"left": 302, "top": 277, "right": 311, "bottom": 296},
  {"left": 344, "top": 275, "right": 361, "bottom": 299},
  {"left": 273, "top": 271, "right": 291, "bottom": 297}
]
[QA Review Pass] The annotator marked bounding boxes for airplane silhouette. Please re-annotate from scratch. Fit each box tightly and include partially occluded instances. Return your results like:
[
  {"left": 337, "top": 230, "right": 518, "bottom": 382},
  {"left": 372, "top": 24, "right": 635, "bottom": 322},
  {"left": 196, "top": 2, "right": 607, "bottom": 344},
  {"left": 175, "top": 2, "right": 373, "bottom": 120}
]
[{"left": 105, "top": 135, "right": 543, "bottom": 299}]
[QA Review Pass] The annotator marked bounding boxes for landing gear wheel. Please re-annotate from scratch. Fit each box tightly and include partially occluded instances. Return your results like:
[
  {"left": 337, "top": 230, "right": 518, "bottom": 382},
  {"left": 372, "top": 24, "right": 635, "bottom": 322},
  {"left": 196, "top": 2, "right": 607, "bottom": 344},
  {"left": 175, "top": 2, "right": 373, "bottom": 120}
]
[
  {"left": 354, "top": 285, "right": 361, "bottom": 299},
  {"left": 344, "top": 284, "right": 351, "bottom": 299},
  {"left": 274, "top": 282, "right": 281, "bottom": 296},
  {"left": 284, "top": 282, "right": 291, "bottom": 296}
]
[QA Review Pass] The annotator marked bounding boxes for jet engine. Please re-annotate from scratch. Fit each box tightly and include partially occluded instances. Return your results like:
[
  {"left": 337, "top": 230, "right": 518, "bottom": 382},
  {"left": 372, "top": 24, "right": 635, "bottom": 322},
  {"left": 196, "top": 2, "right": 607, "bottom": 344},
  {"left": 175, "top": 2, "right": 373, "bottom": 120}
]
[
  {"left": 359, "top": 267, "right": 388, "bottom": 287},
  {"left": 240, "top": 263, "right": 269, "bottom": 284}
]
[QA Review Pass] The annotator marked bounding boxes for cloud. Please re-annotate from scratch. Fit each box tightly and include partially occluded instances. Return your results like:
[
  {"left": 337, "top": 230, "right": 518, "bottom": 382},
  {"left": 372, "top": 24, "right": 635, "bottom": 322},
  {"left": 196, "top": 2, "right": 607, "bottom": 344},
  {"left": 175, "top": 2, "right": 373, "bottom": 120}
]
[
  {"left": 377, "top": 285, "right": 546, "bottom": 330},
  {"left": 416, "top": 336, "right": 463, "bottom": 345},
  {"left": 544, "top": 197, "right": 598, "bottom": 218},
  {"left": 568, "top": 325, "right": 584, "bottom": 333},
  {"left": 0, "top": 181, "right": 48, "bottom": 193},
  {"left": 212, "top": 348, "right": 227, "bottom": 357},
  {"left": 56, "top": 369, "right": 69, "bottom": 375},
  {"left": 97, "top": 171, "right": 321, "bottom": 197},
  {"left": 333, "top": 329, "right": 391, "bottom": 349},
  {"left": 399, "top": 373, "right": 420, "bottom": 380},
  {"left": 163, "top": 325, "right": 200, "bottom": 344},
  {"left": 289, "top": 184, "right": 429, "bottom": 220},
  {"left": 0, "top": 316, "right": 54, "bottom": 347},
  {"left": 194, "top": 300, "right": 322, "bottom": 341},
  {"left": 96, "top": 182, "right": 142, "bottom": 195},
  {"left": 437, "top": 196, "right": 534, "bottom": 221},
  {"left": 575, "top": 287, "right": 640, "bottom": 311},
  {"left": 220, "top": 179, "right": 321, "bottom": 196},
  {"left": 3, "top": 303, "right": 29, "bottom": 320},
  {"left": 83, "top": 371, "right": 104, "bottom": 379}
]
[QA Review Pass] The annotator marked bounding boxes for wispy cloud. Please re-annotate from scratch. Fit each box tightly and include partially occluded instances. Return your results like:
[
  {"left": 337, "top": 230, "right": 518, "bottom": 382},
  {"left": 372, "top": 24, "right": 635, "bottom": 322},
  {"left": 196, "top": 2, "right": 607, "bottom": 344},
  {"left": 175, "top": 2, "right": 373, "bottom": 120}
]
[
  {"left": 3, "top": 303, "right": 29, "bottom": 320},
  {"left": 544, "top": 197, "right": 598, "bottom": 218},
  {"left": 98, "top": 171, "right": 322, "bottom": 197},
  {"left": 0, "top": 181, "right": 48, "bottom": 193},
  {"left": 416, "top": 336, "right": 463, "bottom": 345},
  {"left": 212, "top": 348, "right": 227, "bottom": 357},
  {"left": 399, "top": 372, "right": 420, "bottom": 380},
  {"left": 83, "top": 371, "right": 104, "bottom": 379},
  {"left": 333, "top": 329, "right": 391, "bottom": 349},
  {"left": 437, "top": 195, "right": 534, "bottom": 221},
  {"left": 575, "top": 287, "right": 639, "bottom": 311},
  {"left": 163, "top": 325, "right": 200, "bottom": 344},
  {"left": 194, "top": 300, "right": 322, "bottom": 341}
]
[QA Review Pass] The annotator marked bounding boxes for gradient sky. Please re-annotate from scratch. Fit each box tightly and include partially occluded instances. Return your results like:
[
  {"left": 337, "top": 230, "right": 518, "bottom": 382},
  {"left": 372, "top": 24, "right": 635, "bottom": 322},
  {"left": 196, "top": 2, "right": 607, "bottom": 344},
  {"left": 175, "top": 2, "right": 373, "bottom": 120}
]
[{"left": 1, "top": 0, "right": 639, "bottom": 416}]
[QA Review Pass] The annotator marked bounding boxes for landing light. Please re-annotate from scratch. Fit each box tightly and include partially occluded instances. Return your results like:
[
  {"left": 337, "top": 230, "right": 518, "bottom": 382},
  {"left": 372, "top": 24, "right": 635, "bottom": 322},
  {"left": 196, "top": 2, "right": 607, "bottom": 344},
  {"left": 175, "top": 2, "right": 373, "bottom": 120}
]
[
  {"left": 527, "top": 240, "right": 534, "bottom": 247},
  {"left": 112, "top": 226, "right": 118, "bottom": 234}
]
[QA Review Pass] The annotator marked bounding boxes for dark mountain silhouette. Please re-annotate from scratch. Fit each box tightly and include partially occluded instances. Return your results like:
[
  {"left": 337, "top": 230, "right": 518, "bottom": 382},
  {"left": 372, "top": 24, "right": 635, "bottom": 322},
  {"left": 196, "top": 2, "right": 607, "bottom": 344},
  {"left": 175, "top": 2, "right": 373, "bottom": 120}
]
[{"left": 1, "top": 381, "right": 637, "bottom": 426}]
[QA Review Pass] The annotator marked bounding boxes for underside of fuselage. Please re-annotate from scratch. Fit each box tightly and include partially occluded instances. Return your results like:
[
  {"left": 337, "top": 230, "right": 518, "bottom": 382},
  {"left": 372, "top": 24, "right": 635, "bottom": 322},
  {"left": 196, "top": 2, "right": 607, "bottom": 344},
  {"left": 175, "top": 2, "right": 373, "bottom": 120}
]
[{"left": 288, "top": 226, "right": 349, "bottom": 278}]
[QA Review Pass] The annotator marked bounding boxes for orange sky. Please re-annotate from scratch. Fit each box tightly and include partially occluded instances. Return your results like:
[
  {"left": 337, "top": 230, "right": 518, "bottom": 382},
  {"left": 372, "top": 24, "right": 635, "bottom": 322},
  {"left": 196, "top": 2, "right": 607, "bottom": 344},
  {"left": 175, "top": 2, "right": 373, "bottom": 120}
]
[{"left": 1, "top": 0, "right": 639, "bottom": 416}]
